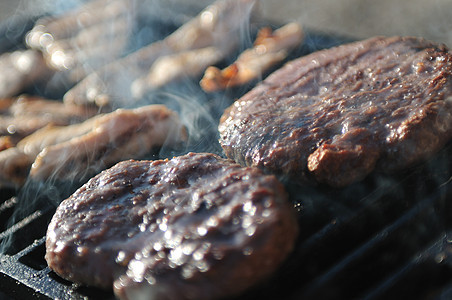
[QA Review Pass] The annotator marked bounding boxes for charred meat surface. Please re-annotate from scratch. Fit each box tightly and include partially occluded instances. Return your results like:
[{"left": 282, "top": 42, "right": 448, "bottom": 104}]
[
  {"left": 219, "top": 36, "right": 452, "bottom": 187},
  {"left": 45, "top": 152, "right": 298, "bottom": 300}
]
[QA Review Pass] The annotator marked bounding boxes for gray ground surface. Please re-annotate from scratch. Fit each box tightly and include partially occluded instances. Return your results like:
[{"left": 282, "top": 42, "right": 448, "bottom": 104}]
[{"left": 1, "top": 0, "right": 451, "bottom": 46}]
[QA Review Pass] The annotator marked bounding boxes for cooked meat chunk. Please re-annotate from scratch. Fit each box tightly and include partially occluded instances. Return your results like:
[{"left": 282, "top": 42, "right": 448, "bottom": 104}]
[
  {"left": 0, "top": 115, "right": 59, "bottom": 148},
  {"left": 29, "top": 105, "right": 186, "bottom": 183},
  {"left": 200, "top": 22, "right": 304, "bottom": 92},
  {"left": 45, "top": 152, "right": 297, "bottom": 300},
  {"left": 26, "top": 0, "right": 133, "bottom": 84},
  {"left": 8, "top": 95, "right": 100, "bottom": 123},
  {"left": 0, "top": 114, "right": 101, "bottom": 189},
  {"left": 219, "top": 36, "right": 452, "bottom": 187},
  {"left": 0, "top": 147, "right": 34, "bottom": 189},
  {"left": 0, "top": 50, "right": 52, "bottom": 98},
  {"left": 63, "top": 0, "right": 258, "bottom": 108},
  {"left": 17, "top": 115, "right": 102, "bottom": 157},
  {"left": 132, "top": 46, "right": 233, "bottom": 98},
  {"left": 0, "top": 98, "right": 15, "bottom": 111},
  {"left": 0, "top": 136, "right": 14, "bottom": 151},
  {"left": 0, "top": 105, "right": 185, "bottom": 188},
  {"left": 41, "top": 19, "right": 130, "bottom": 82},
  {"left": 26, "top": 0, "right": 127, "bottom": 45},
  {"left": 0, "top": 95, "right": 99, "bottom": 149}
]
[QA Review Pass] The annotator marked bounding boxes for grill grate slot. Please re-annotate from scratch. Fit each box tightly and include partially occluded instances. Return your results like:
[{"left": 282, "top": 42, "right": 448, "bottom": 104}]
[
  {"left": 0, "top": 198, "right": 18, "bottom": 233},
  {"left": 364, "top": 235, "right": 452, "bottom": 299},
  {"left": 18, "top": 242, "right": 47, "bottom": 271},
  {"left": 0, "top": 238, "right": 115, "bottom": 300},
  {"left": 234, "top": 148, "right": 452, "bottom": 300},
  {"left": 298, "top": 185, "right": 450, "bottom": 299},
  {"left": 0, "top": 209, "right": 54, "bottom": 256}
]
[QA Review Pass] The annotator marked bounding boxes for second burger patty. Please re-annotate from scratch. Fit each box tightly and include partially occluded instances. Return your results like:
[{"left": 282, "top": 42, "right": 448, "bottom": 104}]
[
  {"left": 45, "top": 152, "right": 298, "bottom": 300},
  {"left": 219, "top": 36, "right": 452, "bottom": 187}
]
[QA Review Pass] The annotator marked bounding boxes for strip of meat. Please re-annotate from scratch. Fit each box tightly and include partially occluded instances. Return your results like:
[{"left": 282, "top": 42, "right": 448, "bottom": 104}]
[
  {"left": 0, "top": 116, "right": 67, "bottom": 149},
  {"left": 0, "top": 98, "right": 15, "bottom": 112},
  {"left": 26, "top": 0, "right": 133, "bottom": 86},
  {"left": 43, "top": 17, "right": 131, "bottom": 72},
  {"left": 16, "top": 115, "right": 103, "bottom": 157},
  {"left": 200, "top": 22, "right": 303, "bottom": 92},
  {"left": 0, "top": 96, "right": 99, "bottom": 149},
  {"left": 62, "top": 16, "right": 131, "bottom": 51},
  {"left": 0, "top": 105, "right": 185, "bottom": 188},
  {"left": 0, "top": 137, "right": 13, "bottom": 151},
  {"left": 0, "top": 50, "right": 52, "bottom": 98},
  {"left": 47, "top": 36, "right": 130, "bottom": 86},
  {"left": 9, "top": 95, "right": 100, "bottom": 122},
  {"left": 26, "top": 0, "right": 130, "bottom": 49},
  {"left": 131, "top": 46, "right": 234, "bottom": 98},
  {"left": 0, "top": 114, "right": 102, "bottom": 188},
  {"left": 64, "top": 40, "right": 169, "bottom": 108},
  {"left": 63, "top": 0, "right": 258, "bottom": 108},
  {"left": 0, "top": 147, "right": 34, "bottom": 189},
  {"left": 29, "top": 105, "right": 187, "bottom": 183}
]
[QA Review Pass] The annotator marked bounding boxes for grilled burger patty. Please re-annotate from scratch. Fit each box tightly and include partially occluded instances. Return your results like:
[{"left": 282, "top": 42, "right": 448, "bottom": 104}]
[
  {"left": 219, "top": 36, "right": 452, "bottom": 187},
  {"left": 45, "top": 152, "right": 298, "bottom": 300}
]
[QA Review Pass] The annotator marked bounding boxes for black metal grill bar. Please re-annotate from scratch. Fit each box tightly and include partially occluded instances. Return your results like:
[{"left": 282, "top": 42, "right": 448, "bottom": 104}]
[
  {"left": 297, "top": 180, "right": 452, "bottom": 299},
  {"left": 438, "top": 283, "right": 452, "bottom": 299},
  {"left": 0, "top": 250, "right": 51, "bottom": 300},
  {"left": 0, "top": 210, "right": 43, "bottom": 241},
  {"left": 363, "top": 233, "right": 452, "bottom": 300},
  {"left": 0, "top": 239, "right": 115, "bottom": 300},
  {"left": 0, "top": 198, "right": 17, "bottom": 212}
]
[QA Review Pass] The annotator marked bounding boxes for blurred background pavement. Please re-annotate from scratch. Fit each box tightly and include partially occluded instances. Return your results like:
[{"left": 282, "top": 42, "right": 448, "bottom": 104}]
[{"left": 0, "top": 0, "right": 451, "bottom": 46}]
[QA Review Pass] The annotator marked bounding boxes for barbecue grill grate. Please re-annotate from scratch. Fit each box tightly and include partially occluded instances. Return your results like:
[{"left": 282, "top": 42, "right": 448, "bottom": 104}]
[
  {"left": 0, "top": 146, "right": 450, "bottom": 300},
  {"left": 0, "top": 4, "right": 451, "bottom": 300}
]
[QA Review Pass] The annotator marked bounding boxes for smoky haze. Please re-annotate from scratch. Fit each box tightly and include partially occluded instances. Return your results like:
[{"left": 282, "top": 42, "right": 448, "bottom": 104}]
[
  {"left": 0, "top": 2, "right": 450, "bottom": 300},
  {"left": 3, "top": 0, "right": 452, "bottom": 46},
  {"left": 0, "top": 0, "right": 259, "bottom": 236}
]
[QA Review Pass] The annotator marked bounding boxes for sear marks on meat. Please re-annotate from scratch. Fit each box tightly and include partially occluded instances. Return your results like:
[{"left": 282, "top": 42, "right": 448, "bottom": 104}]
[
  {"left": 63, "top": 0, "right": 258, "bottom": 108},
  {"left": 219, "top": 36, "right": 452, "bottom": 187},
  {"left": 29, "top": 105, "right": 187, "bottom": 184},
  {"left": 200, "top": 22, "right": 304, "bottom": 92},
  {"left": 0, "top": 50, "right": 52, "bottom": 98},
  {"left": 45, "top": 152, "right": 298, "bottom": 300}
]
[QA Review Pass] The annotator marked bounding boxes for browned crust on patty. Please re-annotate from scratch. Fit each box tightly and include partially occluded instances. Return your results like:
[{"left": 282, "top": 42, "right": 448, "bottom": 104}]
[
  {"left": 46, "top": 152, "right": 298, "bottom": 299},
  {"left": 219, "top": 36, "right": 452, "bottom": 187}
]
